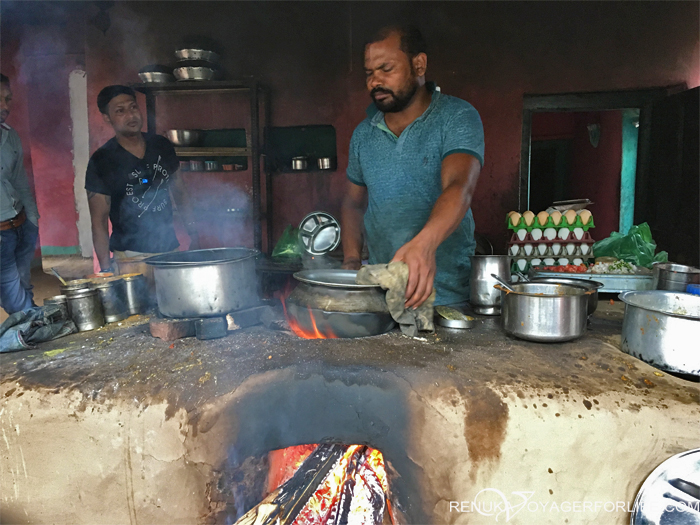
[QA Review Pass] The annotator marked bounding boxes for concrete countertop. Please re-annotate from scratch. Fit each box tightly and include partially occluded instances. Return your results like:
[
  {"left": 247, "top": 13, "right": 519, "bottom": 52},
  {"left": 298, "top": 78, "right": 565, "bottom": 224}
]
[{"left": 1, "top": 301, "right": 698, "bottom": 524}]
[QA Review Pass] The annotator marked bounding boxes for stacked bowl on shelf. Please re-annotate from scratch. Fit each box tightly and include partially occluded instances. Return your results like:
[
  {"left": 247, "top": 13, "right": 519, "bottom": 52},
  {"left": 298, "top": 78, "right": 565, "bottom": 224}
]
[{"left": 507, "top": 209, "right": 595, "bottom": 271}]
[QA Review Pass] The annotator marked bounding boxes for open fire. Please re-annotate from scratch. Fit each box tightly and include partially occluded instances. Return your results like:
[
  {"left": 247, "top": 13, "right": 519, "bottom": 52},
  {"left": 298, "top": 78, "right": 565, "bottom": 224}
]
[
  {"left": 236, "top": 444, "right": 395, "bottom": 525},
  {"left": 279, "top": 281, "right": 337, "bottom": 339}
]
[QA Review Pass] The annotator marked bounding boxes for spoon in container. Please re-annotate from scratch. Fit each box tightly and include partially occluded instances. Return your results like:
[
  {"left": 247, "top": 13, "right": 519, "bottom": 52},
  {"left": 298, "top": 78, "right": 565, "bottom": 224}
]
[
  {"left": 491, "top": 273, "right": 516, "bottom": 292},
  {"left": 50, "top": 267, "right": 68, "bottom": 286},
  {"left": 514, "top": 270, "right": 530, "bottom": 282}
]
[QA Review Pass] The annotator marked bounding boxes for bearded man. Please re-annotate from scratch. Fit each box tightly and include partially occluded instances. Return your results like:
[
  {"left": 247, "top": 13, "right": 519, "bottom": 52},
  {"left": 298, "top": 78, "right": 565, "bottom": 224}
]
[{"left": 341, "top": 25, "right": 485, "bottom": 307}]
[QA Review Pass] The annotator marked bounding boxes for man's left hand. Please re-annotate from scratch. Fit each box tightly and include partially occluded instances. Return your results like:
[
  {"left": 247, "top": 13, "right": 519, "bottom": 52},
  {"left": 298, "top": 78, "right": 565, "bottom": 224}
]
[{"left": 391, "top": 237, "right": 436, "bottom": 309}]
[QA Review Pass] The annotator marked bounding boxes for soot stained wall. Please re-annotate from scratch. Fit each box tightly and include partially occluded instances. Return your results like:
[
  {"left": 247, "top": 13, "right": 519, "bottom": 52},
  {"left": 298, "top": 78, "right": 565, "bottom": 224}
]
[{"left": 4, "top": 1, "right": 699, "bottom": 253}]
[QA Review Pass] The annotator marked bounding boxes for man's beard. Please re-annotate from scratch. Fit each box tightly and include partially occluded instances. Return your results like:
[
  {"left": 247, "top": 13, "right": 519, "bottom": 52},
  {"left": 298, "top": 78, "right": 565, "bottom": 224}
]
[
  {"left": 371, "top": 77, "right": 419, "bottom": 113},
  {"left": 0, "top": 110, "right": 8, "bottom": 123}
]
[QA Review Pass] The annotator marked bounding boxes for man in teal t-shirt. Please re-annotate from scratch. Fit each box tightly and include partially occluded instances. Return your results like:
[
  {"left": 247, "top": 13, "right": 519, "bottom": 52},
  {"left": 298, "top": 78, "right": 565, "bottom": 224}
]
[{"left": 341, "top": 25, "right": 485, "bottom": 307}]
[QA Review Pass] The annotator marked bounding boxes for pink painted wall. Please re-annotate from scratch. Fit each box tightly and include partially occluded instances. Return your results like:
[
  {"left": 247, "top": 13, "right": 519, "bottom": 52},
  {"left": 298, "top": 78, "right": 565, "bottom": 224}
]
[{"left": 4, "top": 1, "right": 699, "bottom": 254}]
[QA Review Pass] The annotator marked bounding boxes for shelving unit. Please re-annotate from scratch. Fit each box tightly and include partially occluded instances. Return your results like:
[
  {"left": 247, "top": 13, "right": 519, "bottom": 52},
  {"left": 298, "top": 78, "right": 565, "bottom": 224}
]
[{"left": 131, "top": 79, "right": 272, "bottom": 253}]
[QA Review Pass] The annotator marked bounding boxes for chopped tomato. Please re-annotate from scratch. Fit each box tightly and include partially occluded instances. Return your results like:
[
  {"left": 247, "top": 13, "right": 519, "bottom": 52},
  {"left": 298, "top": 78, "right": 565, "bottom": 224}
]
[{"left": 539, "top": 264, "right": 588, "bottom": 273}]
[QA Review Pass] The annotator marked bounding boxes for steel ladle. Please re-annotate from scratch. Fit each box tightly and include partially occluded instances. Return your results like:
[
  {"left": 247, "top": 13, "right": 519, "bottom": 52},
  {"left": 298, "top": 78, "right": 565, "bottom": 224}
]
[{"left": 491, "top": 273, "right": 515, "bottom": 292}]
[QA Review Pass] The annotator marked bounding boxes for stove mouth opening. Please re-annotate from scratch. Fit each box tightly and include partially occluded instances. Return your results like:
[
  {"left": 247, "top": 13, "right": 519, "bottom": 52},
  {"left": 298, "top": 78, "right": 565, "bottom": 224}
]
[{"left": 235, "top": 443, "right": 401, "bottom": 525}]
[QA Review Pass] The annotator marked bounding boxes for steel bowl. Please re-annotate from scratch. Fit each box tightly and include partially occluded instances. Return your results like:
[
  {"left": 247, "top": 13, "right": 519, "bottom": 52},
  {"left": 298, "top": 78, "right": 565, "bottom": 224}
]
[
  {"left": 530, "top": 277, "right": 603, "bottom": 316},
  {"left": 619, "top": 290, "right": 700, "bottom": 376},
  {"left": 175, "top": 48, "right": 220, "bottom": 63},
  {"left": 652, "top": 263, "right": 700, "bottom": 292},
  {"left": 138, "top": 71, "right": 175, "bottom": 83},
  {"left": 166, "top": 129, "right": 202, "bottom": 146},
  {"left": 500, "top": 282, "right": 589, "bottom": 342},
  {"left": 173, "top": 66, "right": 219, "bottom": 81}
]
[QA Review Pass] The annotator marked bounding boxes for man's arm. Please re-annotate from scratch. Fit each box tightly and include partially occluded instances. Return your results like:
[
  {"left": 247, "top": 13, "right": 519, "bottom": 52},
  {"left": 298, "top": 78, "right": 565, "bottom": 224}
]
[
  {"left": 87, "top": 191, "right": 112, "bottom": 271},
  {"left": 9, "top": 136, "right": 40, "bottom": 225},
  {"left": 340, "top": 181, "right": 368, "bottom": 270},
  {"left": 391, "top": 152, "right": 481, "bottom": 308},
  {"left": 168, "top": 171, "right": 199, "bottom": 250}
]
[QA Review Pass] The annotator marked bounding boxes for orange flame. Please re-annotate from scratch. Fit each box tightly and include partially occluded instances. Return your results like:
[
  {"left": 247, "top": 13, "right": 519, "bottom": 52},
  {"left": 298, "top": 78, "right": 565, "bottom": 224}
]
[{"left": 280, "top": 281, "right": 337, "bottom": 339}]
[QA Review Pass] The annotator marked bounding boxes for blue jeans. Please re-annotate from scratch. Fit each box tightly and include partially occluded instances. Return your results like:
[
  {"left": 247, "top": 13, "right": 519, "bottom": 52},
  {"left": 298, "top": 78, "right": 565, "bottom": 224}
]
[{"left": 0, "top": 220, "right": 39, "bottom": 314}]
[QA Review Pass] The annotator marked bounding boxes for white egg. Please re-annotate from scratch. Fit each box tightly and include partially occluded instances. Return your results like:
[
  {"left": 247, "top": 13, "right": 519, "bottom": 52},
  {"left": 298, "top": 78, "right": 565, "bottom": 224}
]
[
  {"left": 531, "top": 228, "right": 543, "bottom": 241},
  {"left": 580, "top": 244, "right": 590, "bottom": 255},
  {"left": 558, "top": 258, "right": 569, "bottom": 266},
  {"left": 573, "top": 227, "right": 584, "bottom": 240},
  {"left": 543, "top": 258, "right": 556, "bottom": 266},
  {"left": 558, "top": 228, "right": 570, "bottom": 240},
  {"left": 510, "top": 245, "right": 520, "bottom": 256},
  {"left": 524, "top": 244, "right": 533, "bottom": 255},
  {"left": 531, "top": 258, "right": 542, "bottom": 267},
  {"left": 551, "top": 243, "right": 562, "bottom": 255},
  {"left": 517, "top": 259, "right": 527, "bottom": 271},
  {"left": 517, "top": 229, "right": 527, "bottom": 241},
  {"left": 573, "top": 258, "right": 584, "bottom": 266},
  {"left": 566, "top": 243, "right": 576, "bottom": 255},
  {"left": 537, "top": 244, "right": 548, "bottom": 255},
  {"left": 544, "top": 228, "right": 557, "bottom": 240}
]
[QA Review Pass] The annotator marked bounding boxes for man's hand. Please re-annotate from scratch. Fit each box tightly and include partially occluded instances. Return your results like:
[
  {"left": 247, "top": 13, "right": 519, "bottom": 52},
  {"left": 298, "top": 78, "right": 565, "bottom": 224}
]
[
  {"left": 341, "top": 258, "right": 362, "bottom": 270},
  {"left": 391, "top": 236, "right": 436, "bottom": 309}
]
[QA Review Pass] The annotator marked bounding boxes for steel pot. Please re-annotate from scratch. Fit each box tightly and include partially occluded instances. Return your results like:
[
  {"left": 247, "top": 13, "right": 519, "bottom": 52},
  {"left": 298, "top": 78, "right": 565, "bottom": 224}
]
[
  {"left": 530, "top": 277, "right": 603, "bottom": 316},
  {"left": 146, "top": 248, "right": 259, "bottom": 318},
  {"left": 92, "top": 277, "right": 129, "bottom": 323},
  {"left": 291, "top": 156, "right": 308, "bottom": 170},
  {"left": 500, "top": 282, "right": 589, "bottom": 342},
  {"left": 469, "top": 255, "right": 511, "bottom": 315},
  {"left": 619, "top": 291, "right": 700, "bottom": 376},
  {"left": 60, "top": 279, "right": 93, "bottom": 296},
  {"left": 66, "top": 289, "right": 105, "bottom": 331},
  {"left": 287, "top": 269, "right": 395, "bottom": 338},
  {"left": 652, "top": 263, "right": 700, "bottom": 292}
]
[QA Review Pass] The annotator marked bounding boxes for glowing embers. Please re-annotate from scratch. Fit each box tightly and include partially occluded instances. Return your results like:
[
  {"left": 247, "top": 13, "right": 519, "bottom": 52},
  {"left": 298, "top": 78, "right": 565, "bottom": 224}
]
[{"left": 236, "top": 444, "right": 394, "bottom": 525}]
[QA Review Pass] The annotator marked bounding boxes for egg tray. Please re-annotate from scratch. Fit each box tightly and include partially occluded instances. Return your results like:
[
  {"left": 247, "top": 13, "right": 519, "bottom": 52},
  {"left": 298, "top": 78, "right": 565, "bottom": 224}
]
[
  {"left": 507, "top": 215, "right": 595, "bottom": 232},
  {"left": 508, "top": 244, "right": 595, "bottom": 259},
  {"left": 508, "top": 230, "right": 595, "bottom": 245},
  {"left": 511, "top": 257, "right": 591, "bottom": 273}
]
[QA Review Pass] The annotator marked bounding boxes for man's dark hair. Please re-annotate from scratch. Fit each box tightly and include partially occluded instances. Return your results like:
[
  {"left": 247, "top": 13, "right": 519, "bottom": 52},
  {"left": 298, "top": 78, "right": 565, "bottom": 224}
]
[
  {"left": 0, "top": 74, "right": 9, "bottom": 86},
  {"left": 97, "top": 85, "right": 136, "bottom": 114},
  {"left": 367, "top": 24, "right": 427, "bottom": 59}
]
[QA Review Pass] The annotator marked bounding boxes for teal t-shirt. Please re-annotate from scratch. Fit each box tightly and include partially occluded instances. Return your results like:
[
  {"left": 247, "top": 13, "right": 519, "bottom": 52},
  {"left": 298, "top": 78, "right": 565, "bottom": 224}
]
[{"left": 346, "top": 84, "right": 485, "bottom": 305}]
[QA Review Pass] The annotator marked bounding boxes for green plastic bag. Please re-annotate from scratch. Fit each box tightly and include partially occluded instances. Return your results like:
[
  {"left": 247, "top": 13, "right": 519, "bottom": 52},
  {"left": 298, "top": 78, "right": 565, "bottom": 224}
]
[
  {"left": 271, "top": 225, "right": 303, "bottom": 259},
  {"left": 592, "top": 223, "right": 668, "bottom": 268}
]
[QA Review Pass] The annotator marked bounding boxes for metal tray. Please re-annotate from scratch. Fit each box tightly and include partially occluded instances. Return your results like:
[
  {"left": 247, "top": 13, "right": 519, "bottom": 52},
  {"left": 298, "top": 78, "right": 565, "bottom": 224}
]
[
  {"left": 530, "top": 270, "right": 653, "bottom": 293},
  {"left": 293, "top": 269, "right": 380, "bottom": 289}
]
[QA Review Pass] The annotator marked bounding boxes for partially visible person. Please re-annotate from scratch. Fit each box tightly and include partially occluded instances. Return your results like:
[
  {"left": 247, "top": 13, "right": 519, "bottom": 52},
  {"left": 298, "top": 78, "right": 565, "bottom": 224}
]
[
  {"left": 86, "top": 85, "right": 198, "bottom": 273},
  {"left": 0, "top": 73, "right": 40, "bottom": 314}
]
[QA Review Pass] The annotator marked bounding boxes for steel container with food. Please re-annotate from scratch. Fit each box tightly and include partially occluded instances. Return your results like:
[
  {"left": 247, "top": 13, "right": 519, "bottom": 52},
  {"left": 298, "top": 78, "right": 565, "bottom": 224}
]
[
  {"left": 500, "top": 282, "right": 589, "bottom": 342},
  {"left": 66, "top": 289, "right": 105, "bottom": 332},
  {"left": 530, "top": 277, "right": 603, "bottom": 316},
  {"left": 652, "top": 263, "right": 700, "bottom": 292},
  {"left": 60, "top": 279, "right": 94, "bottom": 296},
  {"left": 287, "top": 269, "right": 395, "bottom": 338},
  {"left": 469, "top": 255, "right": 511, "bottom": 315},
  {"left": 619, "top": 290, "right": 700, "bottom": 376},
  {"left": 146, "top": 248, "right": 259, "bottom": 318},
  {"left": 92, "top": 277, "right": 129, "bottom": 323}
]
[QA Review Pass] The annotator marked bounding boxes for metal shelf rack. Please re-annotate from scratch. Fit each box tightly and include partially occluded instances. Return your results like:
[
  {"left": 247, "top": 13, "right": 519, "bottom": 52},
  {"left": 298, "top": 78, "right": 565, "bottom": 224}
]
[{"left": 131, "top": 79, "right": 272, "bottom": 253}]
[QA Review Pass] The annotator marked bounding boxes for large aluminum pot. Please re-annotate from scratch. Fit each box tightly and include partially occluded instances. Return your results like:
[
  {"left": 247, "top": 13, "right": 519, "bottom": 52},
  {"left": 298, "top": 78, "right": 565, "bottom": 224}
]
[
  {"left": 652, "top": 263, "right": 700, "bottom": 292},
  {"left": 530, "top": 277, "right": 603, "bottom": 316},
  {"left": 469, "top": 255, "right": 510, "bottom": 315},
  {"left": 500, "top": 282, "right": 589, "bottom": 342},
  {"left": 619, "top": 291, "right": 700, "bottom": 376},
  {"left": 146, "top": 248, "right": 259, "bottom": 318}
]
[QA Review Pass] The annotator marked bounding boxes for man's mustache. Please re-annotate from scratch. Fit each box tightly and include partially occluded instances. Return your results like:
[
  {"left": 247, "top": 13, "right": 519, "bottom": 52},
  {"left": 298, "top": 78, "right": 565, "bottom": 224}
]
[{"left": 371, "top": 87, "right": 394, "bottom": 97}]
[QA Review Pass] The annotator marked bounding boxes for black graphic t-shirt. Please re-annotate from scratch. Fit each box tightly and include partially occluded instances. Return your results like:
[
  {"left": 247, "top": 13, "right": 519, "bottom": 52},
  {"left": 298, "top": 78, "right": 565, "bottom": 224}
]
[{"left": 86, "top": 134, "right": 180, "bottom": 253}]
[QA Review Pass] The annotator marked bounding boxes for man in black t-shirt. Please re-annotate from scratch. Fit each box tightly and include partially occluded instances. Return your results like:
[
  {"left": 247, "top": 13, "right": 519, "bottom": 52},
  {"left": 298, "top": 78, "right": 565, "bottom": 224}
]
[{"left": 86, "top": 85, "right": 198, "bottom": 272}]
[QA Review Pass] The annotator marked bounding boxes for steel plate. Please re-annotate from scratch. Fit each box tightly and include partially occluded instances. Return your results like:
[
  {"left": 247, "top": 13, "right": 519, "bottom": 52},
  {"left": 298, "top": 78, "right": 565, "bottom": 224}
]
[
  {"left": 530, "top": 270, "right": 653, "bottom": 293},
  {"left": 631, "top": 448, "right": 700, "bottom": 525},
  {"left": 293, "top": 269, "right": 380, "bottom": 289}
]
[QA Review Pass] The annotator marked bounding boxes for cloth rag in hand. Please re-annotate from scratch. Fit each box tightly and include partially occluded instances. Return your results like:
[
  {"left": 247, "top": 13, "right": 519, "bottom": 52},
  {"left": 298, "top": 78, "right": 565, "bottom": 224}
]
[{"left": 356, "top": 261, "right": 435, "bottom": 337}]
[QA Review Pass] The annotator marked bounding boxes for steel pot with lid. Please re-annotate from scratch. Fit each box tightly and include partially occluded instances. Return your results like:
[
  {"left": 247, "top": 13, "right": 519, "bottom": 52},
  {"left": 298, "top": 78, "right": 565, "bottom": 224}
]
[
  {"left": 146, "top": 248, "right": 259, "bottom": 318},
  {"left": 287, "top": 269, "right": 395, "bottom": 338}
]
